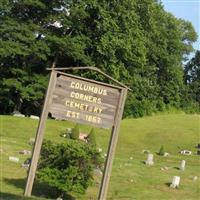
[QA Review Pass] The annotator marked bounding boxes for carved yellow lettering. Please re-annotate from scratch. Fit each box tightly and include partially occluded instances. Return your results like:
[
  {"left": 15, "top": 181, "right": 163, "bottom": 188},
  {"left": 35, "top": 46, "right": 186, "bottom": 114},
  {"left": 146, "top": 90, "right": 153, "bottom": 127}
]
[
  {"left": 70, "top": 91, "right": 75, "bottom": 98},
  {"left": 97, "top": 98, "right": 101, "bottom": 104},
  {"left": 103, "top": 89, "right": 107, "bottom": 96},
  {"left": 70, "top": 82, "right": 75, "bottom": 88},
  {"left": 93, "top": 107, "right": 102, "bottom": 114},
  {"left": 65, "top": 100, "right": 70, "bottom": 107},
  {"left": 66, "top": 110, "right": 79, "bottom": 119},
  {"left": 85, "top": 115, "right": 101, "bottom": 124}
]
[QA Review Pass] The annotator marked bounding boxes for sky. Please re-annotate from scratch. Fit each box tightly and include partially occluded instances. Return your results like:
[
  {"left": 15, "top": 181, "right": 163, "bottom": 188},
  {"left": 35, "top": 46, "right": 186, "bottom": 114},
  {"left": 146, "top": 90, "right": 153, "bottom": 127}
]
[{"left": 162, "top": 0, "right": 200, "bottom": 50}]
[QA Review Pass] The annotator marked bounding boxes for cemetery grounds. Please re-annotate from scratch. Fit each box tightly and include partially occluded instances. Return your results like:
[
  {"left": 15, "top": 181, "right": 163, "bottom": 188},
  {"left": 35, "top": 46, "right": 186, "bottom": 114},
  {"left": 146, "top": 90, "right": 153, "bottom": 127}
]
[{"left": 0, "top": 113, "right": 200, "bottom": 199}]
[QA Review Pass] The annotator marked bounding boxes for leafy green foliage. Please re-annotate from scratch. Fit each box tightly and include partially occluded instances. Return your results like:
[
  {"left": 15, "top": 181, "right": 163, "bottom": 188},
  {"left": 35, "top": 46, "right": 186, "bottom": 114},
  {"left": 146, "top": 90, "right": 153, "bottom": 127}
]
[
  {"left": 178, "top": 50, "right": 200, "bottom": 113},
  {"left": 37, "top": 139, "right": 103, "bottom": 197},
  {"left": 87, "top": 128, "right": 96, "bottom": 145},
  {"left": 71, "top": 124, "right": 80, "bottom": 140},
  {"left": 0, "top": 0, "right": 198, "bottom": 116},
  {"left": 159, "top": 145, "right": 165, "bottom": 156}
]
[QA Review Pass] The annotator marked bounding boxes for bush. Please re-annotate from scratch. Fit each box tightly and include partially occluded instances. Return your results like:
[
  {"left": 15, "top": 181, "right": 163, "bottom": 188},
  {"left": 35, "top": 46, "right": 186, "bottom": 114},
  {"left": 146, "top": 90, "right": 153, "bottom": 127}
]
[
  {"left": 159, "top": 145, "right": 165, "bottom": 156},
  {"left": 87, "top": 128, "right": 96, "bottom": 145},
  {"left": 37, "top": 139, "right": 103, "bottom": 198},
  {"left": 71, "top": 124, "right": 80, "bottom": 140}
]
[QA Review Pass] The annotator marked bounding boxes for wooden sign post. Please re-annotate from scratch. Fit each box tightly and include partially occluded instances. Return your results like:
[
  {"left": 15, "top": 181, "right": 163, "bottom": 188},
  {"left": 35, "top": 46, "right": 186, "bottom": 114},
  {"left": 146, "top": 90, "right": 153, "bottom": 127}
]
[{"left": 24, "top": 70, "right": 127, "bottom": 200}]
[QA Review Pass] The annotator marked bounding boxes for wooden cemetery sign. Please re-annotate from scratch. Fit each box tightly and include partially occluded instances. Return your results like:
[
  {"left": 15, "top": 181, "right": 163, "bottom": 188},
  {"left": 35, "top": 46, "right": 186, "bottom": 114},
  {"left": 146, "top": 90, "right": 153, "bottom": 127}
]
[{"left": 24, "top": 70, "right": 127, "bottom": 200}]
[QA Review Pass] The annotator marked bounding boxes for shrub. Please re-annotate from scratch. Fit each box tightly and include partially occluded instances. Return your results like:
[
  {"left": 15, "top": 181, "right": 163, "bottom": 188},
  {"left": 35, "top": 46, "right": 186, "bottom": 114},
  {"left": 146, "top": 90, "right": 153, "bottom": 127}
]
[
  {"left": 37, "top": 139, "right": 103, "bottom": 198},
  {"left": 159, "top": 145, "right": 165, "bottom": 156},
  {"left": 71, "top": 124, "right": 80, "bottom": 140},
  {"left": 87, "top": 128, "right": 96, "bottom": 145}
]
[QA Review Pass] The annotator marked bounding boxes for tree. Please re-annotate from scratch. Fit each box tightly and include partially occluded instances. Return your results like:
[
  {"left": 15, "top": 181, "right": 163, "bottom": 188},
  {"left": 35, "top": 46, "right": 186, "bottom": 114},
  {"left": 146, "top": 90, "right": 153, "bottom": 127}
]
[
  {"left": 182, "top": 51, "right": 200, "bottom": 111},
  {"left": 159, "top": 145, "right": 165, "bottom": 156},
  {"left": 71, "top": 124, "right": 80, "bottom": 140},
  {"left": 0, "top": 0, "right": 198, "bottom": 116},
  {"left": 87, "top": 128, "right": 96, "bottom": 145},
  {"left": 0, "top": 0, "right": 92, "bottom": 114}
]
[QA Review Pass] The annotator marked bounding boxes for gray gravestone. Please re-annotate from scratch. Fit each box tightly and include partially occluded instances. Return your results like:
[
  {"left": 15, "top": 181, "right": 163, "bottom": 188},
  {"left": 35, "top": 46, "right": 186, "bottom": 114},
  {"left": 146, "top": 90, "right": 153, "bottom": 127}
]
[
  {"left": 180, "top": 160, "right": 186, "bottom": 171},
  {"left": 145, "top": 154, "right": 154, "bottom": 166},
  {"left": 170, "top": 176, "right": 180, "bottom": 188}
]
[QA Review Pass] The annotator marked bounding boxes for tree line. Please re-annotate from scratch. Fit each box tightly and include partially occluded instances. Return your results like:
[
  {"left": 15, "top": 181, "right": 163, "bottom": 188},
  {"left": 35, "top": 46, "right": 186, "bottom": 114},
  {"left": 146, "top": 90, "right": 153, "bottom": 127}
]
[{"left": 0, "top": 0, "right": 199, "bottom": 117}]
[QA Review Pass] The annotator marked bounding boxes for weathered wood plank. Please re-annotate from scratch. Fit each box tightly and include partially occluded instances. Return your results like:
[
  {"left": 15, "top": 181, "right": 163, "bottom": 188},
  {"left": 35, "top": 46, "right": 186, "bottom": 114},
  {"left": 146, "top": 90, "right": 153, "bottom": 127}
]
[
  {"left": 24, "top": 71, "right": 57, "bottom": 197},
  {"left": 98, "top": 88, "right": 127, "bottom": 200},
  {"left": 57, "top": 76, "right": 121, "bottom": 96},
  {"left": 51, "top": 97, "right": 117, "bottom": 115},
  {"left": 49, "top": 73, "right": 120, "bottom": 128}
]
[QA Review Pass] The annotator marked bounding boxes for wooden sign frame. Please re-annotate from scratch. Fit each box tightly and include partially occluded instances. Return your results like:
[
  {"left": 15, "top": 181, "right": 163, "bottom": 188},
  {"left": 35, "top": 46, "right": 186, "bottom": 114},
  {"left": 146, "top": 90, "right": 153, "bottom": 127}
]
[{"left": 24, "top": 70, "right": 127, "bottom": 200}]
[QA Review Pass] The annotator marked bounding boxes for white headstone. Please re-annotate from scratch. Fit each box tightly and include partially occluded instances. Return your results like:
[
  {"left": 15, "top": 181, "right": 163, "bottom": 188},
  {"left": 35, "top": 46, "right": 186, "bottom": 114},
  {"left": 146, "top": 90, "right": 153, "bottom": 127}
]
[
  {"left": 180, "top": 150, "right": 192, "bottom": 155},
  {"left": 145, "top": 154, "right": 154, "bottom": 166},
  {"left": 13, "top": 113, "right": 25, "bottom": 117},
  {"left": 170, "top": 176, "right": 180, "bottom": 188},
  {"left": 180, "top": 160, "right": 186, "bottom": 171},
  {"left": 9, "top": 156, "right": 19, "bottom": 162},
  {"left": 29, "top": 138, "right": 35, "bottom": 145},
  {"left": 164, "top": 152, "right": 169, "bottom": 157},
  {"left": 30, "top": 115, "right": 39, "bottom": 120},
  {"left": 193, "top": 176, "right": 198, "bottom": 181},
  {"left": 56, "top": 198, "right": 63, "bottom": 200}
]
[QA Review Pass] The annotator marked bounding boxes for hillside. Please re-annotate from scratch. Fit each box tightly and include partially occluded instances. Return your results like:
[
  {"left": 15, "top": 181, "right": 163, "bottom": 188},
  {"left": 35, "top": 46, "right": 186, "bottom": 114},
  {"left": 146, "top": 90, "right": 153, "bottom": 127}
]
[{"left": 0, "top": 114, "right": 200, "bottom": 200}]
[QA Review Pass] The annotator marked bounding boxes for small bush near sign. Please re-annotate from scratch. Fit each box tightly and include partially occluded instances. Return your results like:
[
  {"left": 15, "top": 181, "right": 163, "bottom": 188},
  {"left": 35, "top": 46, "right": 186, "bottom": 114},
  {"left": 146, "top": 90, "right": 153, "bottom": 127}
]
[{"left": 37, "top": 139, "right": 103, "bottom": 198}]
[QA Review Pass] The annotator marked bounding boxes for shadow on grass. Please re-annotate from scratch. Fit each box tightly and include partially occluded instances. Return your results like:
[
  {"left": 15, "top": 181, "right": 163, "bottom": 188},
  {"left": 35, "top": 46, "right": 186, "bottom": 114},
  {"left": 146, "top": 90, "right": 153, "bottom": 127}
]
[
  {"left": 3, "top": 178, "right": 75, "bottom": 200},
  {"left": 173, "top": 167, "right": 180, "bottom": 170},
  {"left": 165, "top": 182, "right": 171, "bottom": 187},
  {"left": 0, "top": 192, "right": 36, "bottom": 200}
]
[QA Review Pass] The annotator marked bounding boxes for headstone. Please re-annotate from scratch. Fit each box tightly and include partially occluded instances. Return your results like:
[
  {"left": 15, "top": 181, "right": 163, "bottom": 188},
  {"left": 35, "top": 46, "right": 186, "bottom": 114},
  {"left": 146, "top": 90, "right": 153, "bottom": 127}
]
[
  {"left": 145, "top": 154, "right": 154, "bottom": 166},
  {"left": 19, "top": 150, "right": 31, "bottom": 155},
  {"left": 9, "top": 156, "right": 19, "bottom": 162},
  {"left": 164, "top": 152, "right": 169, "bottom": 157},
  {"left": 13, "top": 113, "right": 25, "bottom": 117},
  {"left": 29, "top": 138, "right": 35, "bottom": 145},
  {"left": 30, "top": 115, "right": 39, "bottom": 120},
  {"left": 180, "top": 160, "right": 186, "bottom": 171},
  {"left": 180, "top": 150, "right": 192, "bottom": 155},
  {"left": 193, "top": 176, "right": 198, "bottom": 181},
  {"left": 161, "top": 166, "right": 170, "bottom": 171},
  {"left": 21, "top": 163, "right": 30, "bottom": 169},
  {"left": 170, "top": 176, "right": 180, "bottom": 188}
]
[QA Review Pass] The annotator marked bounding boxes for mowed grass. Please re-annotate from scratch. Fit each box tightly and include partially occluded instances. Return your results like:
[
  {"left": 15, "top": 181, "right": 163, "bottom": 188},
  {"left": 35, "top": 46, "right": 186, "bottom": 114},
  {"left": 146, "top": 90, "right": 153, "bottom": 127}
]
[{"left": 0, "top": 114, "right": 199, "bottom": 200}]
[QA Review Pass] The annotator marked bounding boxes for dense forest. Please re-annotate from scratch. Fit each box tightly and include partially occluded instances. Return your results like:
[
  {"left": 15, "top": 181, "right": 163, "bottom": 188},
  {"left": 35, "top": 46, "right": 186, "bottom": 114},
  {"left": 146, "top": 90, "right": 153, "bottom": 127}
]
[{"left": 0, "top": 0, "right": 199, "bottom": 117}]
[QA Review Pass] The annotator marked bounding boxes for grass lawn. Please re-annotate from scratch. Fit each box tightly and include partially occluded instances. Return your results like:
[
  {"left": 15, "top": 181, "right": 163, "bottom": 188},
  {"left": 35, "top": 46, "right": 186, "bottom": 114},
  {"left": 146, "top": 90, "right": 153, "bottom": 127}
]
[{"left": 0, "top": 114, "right": 200, "bottom": 199}]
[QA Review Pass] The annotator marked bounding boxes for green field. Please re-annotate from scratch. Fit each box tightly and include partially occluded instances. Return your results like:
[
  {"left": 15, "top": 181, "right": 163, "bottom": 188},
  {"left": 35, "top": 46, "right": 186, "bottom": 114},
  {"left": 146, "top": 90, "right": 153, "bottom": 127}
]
[{"left": 0, "top": 114, "right": 200, "bottom": 200}]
